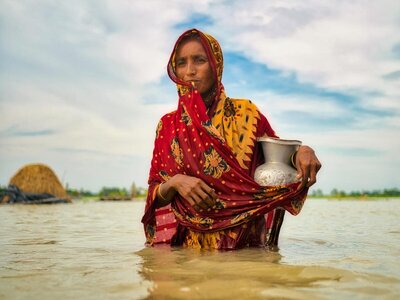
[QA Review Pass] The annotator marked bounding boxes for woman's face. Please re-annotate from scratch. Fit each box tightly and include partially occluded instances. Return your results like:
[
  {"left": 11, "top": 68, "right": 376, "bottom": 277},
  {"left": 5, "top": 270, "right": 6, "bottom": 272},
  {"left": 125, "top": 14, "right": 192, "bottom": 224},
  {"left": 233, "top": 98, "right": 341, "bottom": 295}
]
[{"left": 175, "top": 39, "right": 215, "bottom": 96}]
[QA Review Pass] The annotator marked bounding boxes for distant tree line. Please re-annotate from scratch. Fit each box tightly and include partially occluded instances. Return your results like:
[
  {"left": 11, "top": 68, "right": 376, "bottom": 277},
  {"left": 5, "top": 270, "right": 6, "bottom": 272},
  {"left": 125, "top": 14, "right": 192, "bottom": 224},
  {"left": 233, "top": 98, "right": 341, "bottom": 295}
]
[
  {"left": 0, "top": 183, "right": 148, "bottom": 199},
  {"left": 66, "top": 184, "right": 147, "bottom": 199},
  {"left": 66, "top": 188, "right": 97, "bottom": 198},
  {"left": 1, "top": 184, "right": 398, "bottom": 200},
  {"left": 310, "top": 188, "right": 400, "bottom": 198}
]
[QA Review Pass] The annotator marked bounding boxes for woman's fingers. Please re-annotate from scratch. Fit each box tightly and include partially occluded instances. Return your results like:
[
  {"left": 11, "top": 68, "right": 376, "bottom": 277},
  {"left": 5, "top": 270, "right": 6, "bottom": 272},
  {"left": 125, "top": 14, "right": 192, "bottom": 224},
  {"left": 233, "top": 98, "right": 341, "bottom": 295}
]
[
  {"left": 189, "top": 178, "right": 216, "bottom": 208},
  {"left": 210, "top": 189, "right": 218, "bottom": 202},
  {"left": 295, "top": 146, "right": 322, "bottom": 190},
  {"left": 306, "top": 158, "right": 321, "bottom": 187},
  {"left": 191, "top": 193, "right": 208, "bottom": 210},
  {"left": 307, "top": 166, "right": 317, "bottom": 188},
  {"left": 199, "top": 181, "right": 217, "bottom": 201},
  {"left": 296, "top": 165, "right": 309, "bottom": 191},
  {"left": 195, "top": 189, "right": 214, "bottom": 208}
]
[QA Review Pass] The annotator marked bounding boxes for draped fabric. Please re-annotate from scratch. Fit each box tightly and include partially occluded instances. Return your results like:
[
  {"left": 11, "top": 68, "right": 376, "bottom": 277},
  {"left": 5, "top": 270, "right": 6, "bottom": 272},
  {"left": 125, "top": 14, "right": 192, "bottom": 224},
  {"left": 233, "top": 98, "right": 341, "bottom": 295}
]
[{"left": 142, "top": 29, "right": 308, "bottom": 249}]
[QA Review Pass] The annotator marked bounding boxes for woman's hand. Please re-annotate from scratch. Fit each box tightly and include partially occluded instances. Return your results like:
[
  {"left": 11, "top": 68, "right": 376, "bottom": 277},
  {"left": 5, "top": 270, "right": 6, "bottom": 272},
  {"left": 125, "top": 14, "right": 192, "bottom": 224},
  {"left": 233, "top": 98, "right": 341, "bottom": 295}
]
[
  {"left": 157, "top": 174, "right": 218, "bottom": 210},
  {"left": 294, "top": 145, "right": 322, "bottom": 190},
  {"left": 171, "top": 174, "right": 218, "bottom": 210}
]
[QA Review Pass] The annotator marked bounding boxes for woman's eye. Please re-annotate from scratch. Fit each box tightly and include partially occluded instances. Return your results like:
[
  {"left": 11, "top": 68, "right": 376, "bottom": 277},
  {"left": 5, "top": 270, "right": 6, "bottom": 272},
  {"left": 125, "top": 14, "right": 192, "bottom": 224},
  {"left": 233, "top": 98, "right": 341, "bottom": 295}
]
[{"left": 176, "top": 60, "right": 186, "bottom": 67}]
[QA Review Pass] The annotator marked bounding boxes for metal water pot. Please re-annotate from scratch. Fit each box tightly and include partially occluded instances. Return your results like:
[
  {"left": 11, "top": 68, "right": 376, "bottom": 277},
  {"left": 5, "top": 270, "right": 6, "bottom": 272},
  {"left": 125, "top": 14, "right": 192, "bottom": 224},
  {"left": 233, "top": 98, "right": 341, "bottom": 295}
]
[{"left": 254, "top": 137, "right": 301, "bottom": 186}]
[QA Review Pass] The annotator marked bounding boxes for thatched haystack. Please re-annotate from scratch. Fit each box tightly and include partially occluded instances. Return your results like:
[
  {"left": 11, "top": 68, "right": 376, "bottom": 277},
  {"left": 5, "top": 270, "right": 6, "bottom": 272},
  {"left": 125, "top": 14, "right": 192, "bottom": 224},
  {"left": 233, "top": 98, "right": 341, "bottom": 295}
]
[{"left": 8, "top": 163, "right": 71, "bottom": 203}]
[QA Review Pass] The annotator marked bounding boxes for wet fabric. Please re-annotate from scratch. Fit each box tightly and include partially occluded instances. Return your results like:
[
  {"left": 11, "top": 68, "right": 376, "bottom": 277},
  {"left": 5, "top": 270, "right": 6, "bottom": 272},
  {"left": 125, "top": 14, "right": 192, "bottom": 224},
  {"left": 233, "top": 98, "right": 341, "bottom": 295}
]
[{"left": 142, "top": 29, "right": 308, "bottom": 249}]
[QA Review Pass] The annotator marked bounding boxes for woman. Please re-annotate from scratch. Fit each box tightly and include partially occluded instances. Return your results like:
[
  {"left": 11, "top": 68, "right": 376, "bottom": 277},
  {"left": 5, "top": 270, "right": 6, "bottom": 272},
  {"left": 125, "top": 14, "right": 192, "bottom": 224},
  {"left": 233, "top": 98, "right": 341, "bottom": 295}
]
[{"left": 142, "top": 29, "right": 321, "bottom": 249}]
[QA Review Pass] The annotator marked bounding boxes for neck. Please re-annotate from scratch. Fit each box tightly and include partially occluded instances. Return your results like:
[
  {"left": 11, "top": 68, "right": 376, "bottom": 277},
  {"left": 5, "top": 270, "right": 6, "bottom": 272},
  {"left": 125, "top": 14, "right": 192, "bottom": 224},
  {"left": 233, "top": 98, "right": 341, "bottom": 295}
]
[{"left": 201, "top": 86, "right": 217, "bottom": 108}]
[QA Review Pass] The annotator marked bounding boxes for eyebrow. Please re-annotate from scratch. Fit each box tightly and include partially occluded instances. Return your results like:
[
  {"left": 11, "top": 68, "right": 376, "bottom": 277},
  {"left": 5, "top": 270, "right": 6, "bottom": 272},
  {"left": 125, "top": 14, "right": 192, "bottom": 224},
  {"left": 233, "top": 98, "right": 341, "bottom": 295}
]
[{"left": 176, "top": 54, "right": 208, "bottom": 61}]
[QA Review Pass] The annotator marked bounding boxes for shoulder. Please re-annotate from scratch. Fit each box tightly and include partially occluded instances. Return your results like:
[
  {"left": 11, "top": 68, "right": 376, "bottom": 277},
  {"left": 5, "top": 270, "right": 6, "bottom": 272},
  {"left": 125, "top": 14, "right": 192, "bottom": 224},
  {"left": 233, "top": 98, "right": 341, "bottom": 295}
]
[
  {"left": 227, "top": 98, "right": 261, "bottom": 116},
  {"left": 156, "top": 110, "right": 177, "bottom": 126},
  {"left": 228, "top": 98, "right": 259, "bottom": 109},
  {"left": 228, "top": 98, "right": 276, "bottom": 137},
  {"left": 154, "top": 110, "right": 176, "bottom": 136},
  {"left": 160, "top": 110, "right": 177, "bottom": 121}
]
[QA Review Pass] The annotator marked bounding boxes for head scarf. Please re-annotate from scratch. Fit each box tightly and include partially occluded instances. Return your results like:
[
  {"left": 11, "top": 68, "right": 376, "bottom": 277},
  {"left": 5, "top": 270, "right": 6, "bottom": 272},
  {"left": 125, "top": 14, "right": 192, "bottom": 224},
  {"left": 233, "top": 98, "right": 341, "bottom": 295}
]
[{"left": 167, "top": 29, "right": 223, "bottom": 104}]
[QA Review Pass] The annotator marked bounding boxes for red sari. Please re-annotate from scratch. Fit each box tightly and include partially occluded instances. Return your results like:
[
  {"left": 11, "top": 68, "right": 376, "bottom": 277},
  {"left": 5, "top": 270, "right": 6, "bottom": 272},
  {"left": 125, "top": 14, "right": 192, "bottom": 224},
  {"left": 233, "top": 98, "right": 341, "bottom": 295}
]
[{"left": 142, "top": 29, "right": 308, "bottom": 249}]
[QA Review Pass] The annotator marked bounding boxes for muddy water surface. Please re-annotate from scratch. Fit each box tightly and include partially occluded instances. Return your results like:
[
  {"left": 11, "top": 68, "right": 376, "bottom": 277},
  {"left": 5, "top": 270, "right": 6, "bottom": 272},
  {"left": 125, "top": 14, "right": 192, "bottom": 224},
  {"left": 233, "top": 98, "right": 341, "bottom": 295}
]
[{"left": 0, "top": 199, "right": 399, "bottom": 299}]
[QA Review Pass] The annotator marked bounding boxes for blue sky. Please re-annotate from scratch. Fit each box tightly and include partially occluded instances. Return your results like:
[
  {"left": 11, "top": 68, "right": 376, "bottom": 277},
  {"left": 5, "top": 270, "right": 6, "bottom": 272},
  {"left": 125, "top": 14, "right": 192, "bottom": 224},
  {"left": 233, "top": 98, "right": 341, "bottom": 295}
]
[{"left": 1, "top": 0, "right": 399, "bottom": 193}]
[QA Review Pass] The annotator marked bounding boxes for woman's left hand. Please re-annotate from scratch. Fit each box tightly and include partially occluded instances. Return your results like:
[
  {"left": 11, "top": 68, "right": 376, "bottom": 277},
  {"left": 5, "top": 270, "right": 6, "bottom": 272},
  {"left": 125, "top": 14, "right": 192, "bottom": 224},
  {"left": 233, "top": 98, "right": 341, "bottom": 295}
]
[{"left": 294, "top": 145, "right": 322, "bottom": 190}]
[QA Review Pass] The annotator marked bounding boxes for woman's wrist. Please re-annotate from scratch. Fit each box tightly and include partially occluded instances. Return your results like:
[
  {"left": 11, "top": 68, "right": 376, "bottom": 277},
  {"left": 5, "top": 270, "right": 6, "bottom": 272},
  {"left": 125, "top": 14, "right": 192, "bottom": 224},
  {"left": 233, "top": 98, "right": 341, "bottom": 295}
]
[
  {"left": 157, "top": 182, "right": 168, "bottom": 201},
  {"left": 155, "top": 182, "right": 171, "bottom": 208},
  {"left": 155, "top": 176, "right": 180, "bottom": 207}
]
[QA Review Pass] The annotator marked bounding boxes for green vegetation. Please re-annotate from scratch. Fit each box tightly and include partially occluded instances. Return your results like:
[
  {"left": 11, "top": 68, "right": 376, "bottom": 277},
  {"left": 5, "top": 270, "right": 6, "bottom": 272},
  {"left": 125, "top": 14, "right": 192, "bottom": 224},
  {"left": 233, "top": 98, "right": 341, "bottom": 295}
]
[
  {"left": 2, "top": 181, "right": 398, "bottom": 201},
  {"left": 67, "top": 188, "right": 96, "bottom": 198},
  {"left": 309, "top": 188, "right": 400, "bottom": 199},
  {"left": 99, "top": 187, "right": 129, "bottom": 197},
  {"left": 67, "top": 184, "right": 147, "bottom": 200}
]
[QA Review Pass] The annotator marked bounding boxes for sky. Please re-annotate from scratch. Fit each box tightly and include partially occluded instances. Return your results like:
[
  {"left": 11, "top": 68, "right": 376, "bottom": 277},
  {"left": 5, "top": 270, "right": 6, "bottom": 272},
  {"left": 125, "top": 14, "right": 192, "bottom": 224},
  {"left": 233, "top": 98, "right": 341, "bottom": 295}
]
[{"left": 1, "top": 0, "right": 399, "bottom": 194}]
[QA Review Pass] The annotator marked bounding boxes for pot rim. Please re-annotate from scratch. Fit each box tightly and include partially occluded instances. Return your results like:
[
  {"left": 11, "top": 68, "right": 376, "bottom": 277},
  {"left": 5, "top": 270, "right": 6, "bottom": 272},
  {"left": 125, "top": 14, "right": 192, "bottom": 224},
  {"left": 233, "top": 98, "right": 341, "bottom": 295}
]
[{"left": 257, "top": 136, "right": 302, "bottom": 145}]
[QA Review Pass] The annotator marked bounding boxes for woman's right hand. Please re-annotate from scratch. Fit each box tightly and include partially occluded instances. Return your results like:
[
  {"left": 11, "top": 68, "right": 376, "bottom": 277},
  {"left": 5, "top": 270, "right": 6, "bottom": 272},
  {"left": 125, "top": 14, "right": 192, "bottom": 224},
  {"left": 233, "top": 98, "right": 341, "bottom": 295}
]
[{"left": 162, "top": 174, "right": 218, "bottom": 210}]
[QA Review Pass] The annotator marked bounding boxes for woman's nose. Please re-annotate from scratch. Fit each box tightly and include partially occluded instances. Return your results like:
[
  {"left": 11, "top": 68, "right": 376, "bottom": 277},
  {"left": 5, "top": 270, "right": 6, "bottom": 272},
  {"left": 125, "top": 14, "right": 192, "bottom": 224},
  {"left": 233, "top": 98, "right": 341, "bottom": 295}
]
[{"left": 186, "top": 62, "right": 196, "bottom": 75}]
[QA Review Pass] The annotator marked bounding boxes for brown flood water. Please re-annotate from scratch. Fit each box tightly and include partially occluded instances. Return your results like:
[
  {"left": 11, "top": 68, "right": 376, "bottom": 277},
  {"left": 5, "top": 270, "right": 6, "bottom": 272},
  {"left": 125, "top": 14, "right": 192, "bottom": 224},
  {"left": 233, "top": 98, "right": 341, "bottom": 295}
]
[{"left": 0, "top": 199, "right": 399, "bottom": 299}]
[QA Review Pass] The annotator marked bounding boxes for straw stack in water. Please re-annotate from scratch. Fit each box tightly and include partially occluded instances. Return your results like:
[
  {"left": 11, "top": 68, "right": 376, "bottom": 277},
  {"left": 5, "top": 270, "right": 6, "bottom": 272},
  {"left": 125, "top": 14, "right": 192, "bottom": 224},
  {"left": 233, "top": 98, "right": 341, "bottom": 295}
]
[{"left": 8, "top": 163, "right": 71, "bottom": 202}]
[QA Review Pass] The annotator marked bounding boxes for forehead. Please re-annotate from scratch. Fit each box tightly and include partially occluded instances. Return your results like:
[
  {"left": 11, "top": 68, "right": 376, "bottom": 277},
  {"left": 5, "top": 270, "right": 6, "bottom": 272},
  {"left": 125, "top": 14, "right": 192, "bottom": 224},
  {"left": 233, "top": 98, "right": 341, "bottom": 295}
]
[{"left": 175, "top": 39, "right": 207, "bottom": 58}]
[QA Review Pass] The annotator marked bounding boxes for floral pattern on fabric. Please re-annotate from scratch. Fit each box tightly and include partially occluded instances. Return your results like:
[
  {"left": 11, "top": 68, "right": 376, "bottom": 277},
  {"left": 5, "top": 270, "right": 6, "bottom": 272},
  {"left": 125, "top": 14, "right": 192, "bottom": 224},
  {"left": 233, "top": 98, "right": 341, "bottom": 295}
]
[
  {"left": 170, "top": 137, "right": 183, "bottom": 166},
  {"left": 181, "top": 105, "right": 192, "bottom": 125},
  {"left": 159, "top": 170, "right": 171, "bottom": 182},
  {"left": 201, "top": 120, "right": 225, "bottom": 143},
  {"left": 223, "top": 97, "right": 237, "bottom": 117},
  {"left": 203, "top": 145, "right": 230, "bottom": 178},
  {"left": 215, "top": 198, "right": 227, "bottom": 209},
  {"left": 187, "top": 215, "right": 214, "bottom": 228},
  {"left": 230, "top": 211, "right": 254, "bottom": 225},
  {"left": 204, "top": 33, "right": 223, "bottom": 83},
  {"left": 253, "top": 187, "right": 289, "bottom": 200}
]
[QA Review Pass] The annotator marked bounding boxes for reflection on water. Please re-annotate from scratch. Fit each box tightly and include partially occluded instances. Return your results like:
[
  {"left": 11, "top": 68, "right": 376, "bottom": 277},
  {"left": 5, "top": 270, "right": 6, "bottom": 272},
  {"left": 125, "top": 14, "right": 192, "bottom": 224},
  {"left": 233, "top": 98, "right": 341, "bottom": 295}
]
[
  {"left": 136, "top": 246, "right": 398, "bottom": 299},
  {"left": 0, "top": 199, "right": 399, "bottom": 299}
]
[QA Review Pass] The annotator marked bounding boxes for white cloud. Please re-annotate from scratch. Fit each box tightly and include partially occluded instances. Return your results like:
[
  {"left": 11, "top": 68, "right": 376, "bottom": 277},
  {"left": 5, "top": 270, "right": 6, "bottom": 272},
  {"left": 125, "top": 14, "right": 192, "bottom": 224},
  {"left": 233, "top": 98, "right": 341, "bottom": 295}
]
[
  {"left": 209, "top": 0, "right": 400, "bottom": 110},
  {"left": 0, "top": 0, "right": 214, "bottom": 190},
  {"left": 253, "top": 91, "right": 346, "bottom": 117},
  {"left": 0, "top": 0, "right": 399, "bottom": 193}
]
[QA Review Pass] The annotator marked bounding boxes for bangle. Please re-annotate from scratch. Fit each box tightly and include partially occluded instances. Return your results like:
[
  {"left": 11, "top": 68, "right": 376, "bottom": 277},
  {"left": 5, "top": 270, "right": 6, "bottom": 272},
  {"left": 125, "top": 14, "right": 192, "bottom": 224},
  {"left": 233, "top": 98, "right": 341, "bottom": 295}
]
[
  {"left": 157, "top": 182, "right": 167, "bottom": 201},
  {"left": 290, "top": 151, "right": 297, "bottom": 169}
]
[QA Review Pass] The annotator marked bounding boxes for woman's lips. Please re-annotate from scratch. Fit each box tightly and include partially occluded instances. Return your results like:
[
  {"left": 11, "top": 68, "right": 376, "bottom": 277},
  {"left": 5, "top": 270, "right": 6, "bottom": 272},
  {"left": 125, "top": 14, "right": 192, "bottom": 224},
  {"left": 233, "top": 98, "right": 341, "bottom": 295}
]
[
  {"left": 185, "top": 80, "right": 200, "bottom": 87},
  {"left": 180, "top": 80, "right": 200, "bottom": 87}
]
